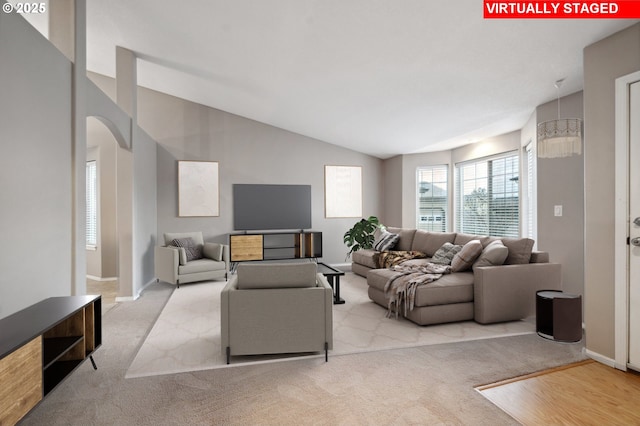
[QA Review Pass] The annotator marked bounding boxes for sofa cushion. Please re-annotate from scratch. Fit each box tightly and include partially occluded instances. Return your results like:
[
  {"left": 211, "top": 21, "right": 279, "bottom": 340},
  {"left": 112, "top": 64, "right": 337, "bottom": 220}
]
[
  {"left": 431, "top": 243, "right": 462, "bottom": 265},
  {"left": 352, "top": 249, "right": 378, "bottom": 269},
  {"left": 472, "top": 240, "right": 509, "bottom": 269},
  {"left": 385, "top": 227, "right": 417, "bottom": 251},
  {"left": 501, "top": 237, "right": 535, "bottom": 264},
  {"left": 366, "top": 269, "right": 473, "bottom": 307},
  {"left": 454, "top": 233, "right": 493, "bottom": 247},
  {"left": 172, "top": 237, "right": 203, "bottom": 262},
  {"left": 411, "top": 231, "right": 457, "bottom": 257},
  {"left": 374, "top": 230, "right": 400, "bottom": 252},
  {"left": 178, "top": 258, "right": 225, "bottom": 275},
  {"left": 236, "top": 262, "right": 317, "bottom": 289},
  {"left": 451, "top": 240, "right": 483, "bottom": 272}
]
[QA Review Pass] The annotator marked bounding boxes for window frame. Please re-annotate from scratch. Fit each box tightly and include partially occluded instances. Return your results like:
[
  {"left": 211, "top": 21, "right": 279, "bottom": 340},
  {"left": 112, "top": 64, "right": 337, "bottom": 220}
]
[
  {"left": 454, "top": 151, "right": 520, "bottom": 238},
  {"left": 416, "top": 165, "right": 449, "bottom": 232}
]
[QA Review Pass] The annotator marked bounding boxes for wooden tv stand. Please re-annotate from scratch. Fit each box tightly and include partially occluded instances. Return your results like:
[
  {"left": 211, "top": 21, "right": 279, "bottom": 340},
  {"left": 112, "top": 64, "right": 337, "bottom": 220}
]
[
  {"left": 0, "top": 295, "right": 102, "bottom": 425},
  {"left": 229, "top": 231, "right": 322, "bottom": 267}
]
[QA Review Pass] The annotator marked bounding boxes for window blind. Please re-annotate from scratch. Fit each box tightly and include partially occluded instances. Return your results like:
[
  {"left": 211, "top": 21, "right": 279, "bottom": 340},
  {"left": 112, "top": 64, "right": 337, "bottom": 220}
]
[
  {"left": 455, "top": 152, "right": 519, "bottom": 238},
  {"left": 416, "top": 165, "right": 448, "bottom": 232},
  {"left": 86, "top": 161, "right": 97, "bottom": 247}
]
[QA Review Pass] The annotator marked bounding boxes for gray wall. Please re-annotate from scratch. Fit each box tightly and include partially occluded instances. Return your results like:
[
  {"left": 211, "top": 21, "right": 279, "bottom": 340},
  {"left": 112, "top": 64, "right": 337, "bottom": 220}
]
[
  {"left": 536, "top": 91, "right": 584, "bottom": 298},
  {"left": 130, "top": 86, "right": 383, "bottom": 266},
  {"left": 584, "top": 23, "right": 640, "bottom": 360},
  {"left": 0, "top": 11, "right": 158, "bottom": 318},
  {"left": 0, "top": 12, "right": 73, "bottom": 318},
  {"left": 382, "top": 155, "right": 403, "bottom": 227},
  {"left": 133, "top": 126, "right": 158, "bottom": 295}
]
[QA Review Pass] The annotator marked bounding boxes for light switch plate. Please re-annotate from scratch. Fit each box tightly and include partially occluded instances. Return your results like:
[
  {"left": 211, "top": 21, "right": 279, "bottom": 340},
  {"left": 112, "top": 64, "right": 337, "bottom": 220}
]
[{"left": 554, "top": 205, "right": 563, "bottom": 217}]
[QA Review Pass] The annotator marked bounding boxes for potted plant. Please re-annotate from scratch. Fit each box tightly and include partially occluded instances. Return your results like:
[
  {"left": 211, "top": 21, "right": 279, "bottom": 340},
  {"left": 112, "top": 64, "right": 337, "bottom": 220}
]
[{"left": 343, "top": 216, "right": 383, "bottom": 259}]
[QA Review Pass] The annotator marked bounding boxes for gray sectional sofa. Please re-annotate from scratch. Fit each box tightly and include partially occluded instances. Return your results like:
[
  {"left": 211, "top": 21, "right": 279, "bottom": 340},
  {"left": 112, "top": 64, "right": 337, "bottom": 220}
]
[{"left": 352, "top": 227, "right": 561, "bottom": 326}]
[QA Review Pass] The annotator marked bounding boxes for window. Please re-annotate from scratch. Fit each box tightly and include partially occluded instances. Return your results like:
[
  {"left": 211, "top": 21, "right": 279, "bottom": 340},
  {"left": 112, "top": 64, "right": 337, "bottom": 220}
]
[
  {"left": 416, "top": 165, "right": 448, "bottom": 232},
  {"left": 86, "top": 161, "right": 97, "bottom": 248},
  {"left": 455, "top": 152, "right": 519, "bottom": 238}
]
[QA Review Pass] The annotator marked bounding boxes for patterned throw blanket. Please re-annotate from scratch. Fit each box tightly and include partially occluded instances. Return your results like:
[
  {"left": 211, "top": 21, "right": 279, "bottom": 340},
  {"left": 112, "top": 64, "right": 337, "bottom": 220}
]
[
  {"left": 383, "top": 263, "right": 451, "bottom": 318},
  {"left": 376, "top": 250, "right": 427, "bottom": 269}
]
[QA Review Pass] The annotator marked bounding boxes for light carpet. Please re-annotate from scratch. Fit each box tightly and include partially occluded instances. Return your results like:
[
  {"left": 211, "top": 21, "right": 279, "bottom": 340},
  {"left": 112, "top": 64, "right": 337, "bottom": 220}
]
[{"left": 126, "top": 272, "right": 535, "bottom": 378}]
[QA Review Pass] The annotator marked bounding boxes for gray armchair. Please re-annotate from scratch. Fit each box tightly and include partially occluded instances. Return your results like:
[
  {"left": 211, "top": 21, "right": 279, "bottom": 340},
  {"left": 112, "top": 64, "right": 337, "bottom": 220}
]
[
  {"left": 155, "top": 232, "right": 229, "bottom": 287},
  {"left": 221, "top": 262, "right": 333, "bottom": 364}
]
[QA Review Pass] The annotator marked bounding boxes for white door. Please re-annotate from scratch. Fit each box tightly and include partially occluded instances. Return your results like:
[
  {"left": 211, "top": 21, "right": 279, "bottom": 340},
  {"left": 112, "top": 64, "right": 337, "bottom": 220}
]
[{"left": 629, "top": 81, "right": 640, "bottom": 370}]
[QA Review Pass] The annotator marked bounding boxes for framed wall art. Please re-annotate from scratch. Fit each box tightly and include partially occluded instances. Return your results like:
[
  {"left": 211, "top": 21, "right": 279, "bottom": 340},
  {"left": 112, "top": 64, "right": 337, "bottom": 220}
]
[
  {"left": 178, "top": 160, "right": 219, "bottom": 217},
  {"left": 324, "top": 165, "right": 362, "bottom": 218}
]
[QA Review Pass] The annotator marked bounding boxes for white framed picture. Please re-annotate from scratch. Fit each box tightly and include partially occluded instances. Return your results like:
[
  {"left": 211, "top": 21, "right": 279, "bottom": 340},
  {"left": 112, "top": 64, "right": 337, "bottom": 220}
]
[
  {"left": 324, "top": 165, "right": 362, "bottom": 218},
  {"left": 178, "top": 161, "right": 219, "bottom": 217}
]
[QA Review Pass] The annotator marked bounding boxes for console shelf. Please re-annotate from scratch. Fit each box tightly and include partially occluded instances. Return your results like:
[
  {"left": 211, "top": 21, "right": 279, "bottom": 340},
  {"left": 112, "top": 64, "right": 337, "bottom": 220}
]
[
  {"left": 0, "top": 295, "right": 102, "bottom": 424},
  {"left": 230, "top": 231, "right": 322, "bottom": 264}
]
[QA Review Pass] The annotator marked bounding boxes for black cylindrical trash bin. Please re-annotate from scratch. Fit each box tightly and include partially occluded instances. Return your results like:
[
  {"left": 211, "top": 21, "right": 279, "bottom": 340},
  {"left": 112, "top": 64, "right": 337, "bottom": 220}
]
[{"left": 536, "top": 290, "right": 582, "bottom": 343}]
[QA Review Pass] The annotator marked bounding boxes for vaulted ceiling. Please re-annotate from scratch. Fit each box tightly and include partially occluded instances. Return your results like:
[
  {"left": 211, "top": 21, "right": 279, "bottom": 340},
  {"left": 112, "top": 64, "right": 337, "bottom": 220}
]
[{"left": 27, "top": 1, "right": 640, "bottom": 158}]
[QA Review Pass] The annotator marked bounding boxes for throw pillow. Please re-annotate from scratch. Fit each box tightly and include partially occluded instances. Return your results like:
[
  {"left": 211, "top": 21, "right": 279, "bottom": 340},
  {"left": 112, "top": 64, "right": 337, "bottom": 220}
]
[
  {"left": 171, "top": 237, "right": 203, "bottom": 262},
  {"left": 451, "top": 240, "right": 484, "bottom": 272},
  {"left": 374, "top": 230, "right": 400, "bottom": 252},
  {"left": 472, "top": 240, "right": 509, "bottom": 269},
  {"left": 431, "top": 242, "right": 463, "bottom": 265},
  {"left": 501, "top": 237, "right": 535, "bottom": 264}
]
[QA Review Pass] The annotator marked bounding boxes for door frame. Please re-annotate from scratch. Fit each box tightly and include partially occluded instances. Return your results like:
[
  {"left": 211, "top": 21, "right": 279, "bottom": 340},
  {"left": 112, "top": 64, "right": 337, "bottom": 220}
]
[{"left": 614, "top": 70, "right": 640, "bottom": 371}]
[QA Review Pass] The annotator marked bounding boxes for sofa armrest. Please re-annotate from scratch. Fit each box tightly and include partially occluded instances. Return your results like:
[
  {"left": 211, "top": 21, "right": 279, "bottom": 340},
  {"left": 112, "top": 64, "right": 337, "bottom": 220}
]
[
  {"left": 220, "top": 275, "right": 238, "bottom": 353},
  {"left": 473, "top": 262, "right": 562, "bottom": 324},
  {"left": 222, "top": 244, "right": 230, "bottom": 272},
  {"left": 530, "top": 251, "right": 549, "bottom": 263},
  {"left": 155, "top": 246, "right": 180, "bottom": 284},
  {"left": 203, "top": 243, "right": 230, "bottom": 272}
]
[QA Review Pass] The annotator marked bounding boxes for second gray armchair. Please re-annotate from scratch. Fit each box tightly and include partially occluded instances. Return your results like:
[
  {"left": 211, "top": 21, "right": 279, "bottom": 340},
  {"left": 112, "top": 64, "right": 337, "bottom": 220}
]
[{"left": 155, "top": 232, "right": 229, "bottom": 287}]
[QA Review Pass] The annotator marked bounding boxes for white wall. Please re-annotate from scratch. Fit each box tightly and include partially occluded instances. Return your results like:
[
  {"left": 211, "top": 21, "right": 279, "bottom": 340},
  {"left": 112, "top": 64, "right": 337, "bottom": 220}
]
[{"left": 0, "top": 12, "right": 73, "bottom": 318}]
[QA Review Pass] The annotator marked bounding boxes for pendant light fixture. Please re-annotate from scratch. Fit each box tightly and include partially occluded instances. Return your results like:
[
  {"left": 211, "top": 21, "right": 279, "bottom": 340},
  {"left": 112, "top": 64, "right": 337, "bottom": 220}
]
[{"left": 537, "top": 79, "right": 582, "bottom": 158}]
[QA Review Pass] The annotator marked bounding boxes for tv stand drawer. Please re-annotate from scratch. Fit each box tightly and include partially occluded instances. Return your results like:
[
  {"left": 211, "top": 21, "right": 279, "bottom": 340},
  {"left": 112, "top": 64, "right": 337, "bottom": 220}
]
[{"left": 230, "top": 235, "right": 263, "bottom": 261}]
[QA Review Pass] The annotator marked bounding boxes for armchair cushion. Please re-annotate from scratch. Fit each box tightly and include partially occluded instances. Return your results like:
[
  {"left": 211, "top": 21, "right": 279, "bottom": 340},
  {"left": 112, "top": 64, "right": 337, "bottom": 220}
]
[
  {"left": 236, "top": 262, "right": 318, "bottom": 289},
  {"left": 179, "top": 258, "right": 226, "bottom": 275}
]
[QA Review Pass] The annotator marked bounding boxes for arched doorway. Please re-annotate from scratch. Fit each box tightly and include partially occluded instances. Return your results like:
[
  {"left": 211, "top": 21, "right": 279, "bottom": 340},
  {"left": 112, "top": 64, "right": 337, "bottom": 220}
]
[{"left": 86, "top": 117, "right": 120, "bottom": 310}]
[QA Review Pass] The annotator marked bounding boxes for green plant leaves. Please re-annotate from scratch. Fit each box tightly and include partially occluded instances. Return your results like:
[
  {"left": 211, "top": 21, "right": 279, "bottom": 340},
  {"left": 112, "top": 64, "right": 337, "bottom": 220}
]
[{"left": 343, "top": 216, "right": 382, "bottom": 259}]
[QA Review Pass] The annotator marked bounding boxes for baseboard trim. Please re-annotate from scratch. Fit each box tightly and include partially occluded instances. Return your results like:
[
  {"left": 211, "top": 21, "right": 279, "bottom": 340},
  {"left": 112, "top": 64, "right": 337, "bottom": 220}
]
[
  {"left": 86, "top": 275, "right": 117, "bottom": 282},
  {"left": 585, "top": 349, "right": 618, "bottom": 369},
  {"left": 115, "top": 279, "right": 156, "bottom": 303}
]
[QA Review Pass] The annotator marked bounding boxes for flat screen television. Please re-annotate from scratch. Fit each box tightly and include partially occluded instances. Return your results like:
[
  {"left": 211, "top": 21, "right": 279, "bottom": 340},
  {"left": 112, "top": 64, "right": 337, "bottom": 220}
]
[{"left": 233, "top": 184, "right": 312, "bottom": 231}]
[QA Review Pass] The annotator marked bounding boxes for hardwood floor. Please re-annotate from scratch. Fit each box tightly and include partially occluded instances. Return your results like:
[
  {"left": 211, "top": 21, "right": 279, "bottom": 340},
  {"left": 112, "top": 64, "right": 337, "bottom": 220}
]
[
  {"left": 477, "top": 360, "right": 640, "bottom": 425},
  {"left": 86, "top": 279, "right": 117, "bottom": 306}
]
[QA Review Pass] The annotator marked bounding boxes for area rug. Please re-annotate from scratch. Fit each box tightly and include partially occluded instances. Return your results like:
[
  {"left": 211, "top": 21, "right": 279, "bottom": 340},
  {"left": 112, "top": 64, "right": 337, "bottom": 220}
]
[{"left": 126, "top": 272, "right": 535, "bottom": 378}]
